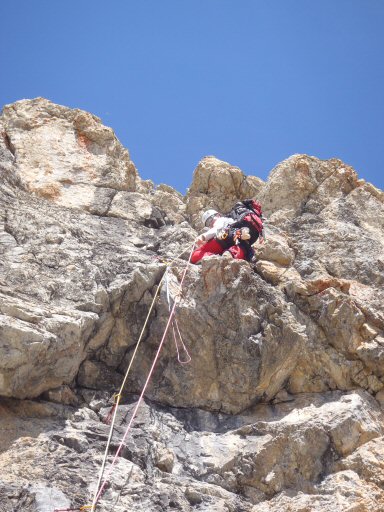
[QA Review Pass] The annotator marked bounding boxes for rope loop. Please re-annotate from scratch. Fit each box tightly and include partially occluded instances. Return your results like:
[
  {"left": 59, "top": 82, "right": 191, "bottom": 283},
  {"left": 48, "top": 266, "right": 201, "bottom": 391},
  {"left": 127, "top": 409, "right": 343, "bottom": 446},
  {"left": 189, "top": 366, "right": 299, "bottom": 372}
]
[
  {"left": 172, "top": 316, "right": 192, "bottom": 365},
  {"left": 113, "top": 393, "right": 121, "bottom": 404}
]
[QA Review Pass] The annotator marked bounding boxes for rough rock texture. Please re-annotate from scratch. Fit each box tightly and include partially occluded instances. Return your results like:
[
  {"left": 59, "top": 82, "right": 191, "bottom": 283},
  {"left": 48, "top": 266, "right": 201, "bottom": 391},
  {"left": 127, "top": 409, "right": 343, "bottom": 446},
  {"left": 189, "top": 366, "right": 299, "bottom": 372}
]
[
  {"left": 0, "top": 98, "right": 384, "bottom": 512},
  {"left": 1, "top": 391, "right": 383, "bottom": 512},
  {"left": 1, "top": 98, "right": 139, "bottom": 208},
  {"left": 186, "top": 156, "right": 264, "bottom": 229}
]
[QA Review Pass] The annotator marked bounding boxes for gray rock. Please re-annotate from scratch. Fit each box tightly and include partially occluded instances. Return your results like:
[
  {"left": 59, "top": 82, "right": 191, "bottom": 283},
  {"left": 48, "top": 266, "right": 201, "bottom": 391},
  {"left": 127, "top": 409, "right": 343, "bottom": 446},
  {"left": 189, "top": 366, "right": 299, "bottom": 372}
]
[{"left": 1, "top": 99, "right": 384, "bottom": 512}]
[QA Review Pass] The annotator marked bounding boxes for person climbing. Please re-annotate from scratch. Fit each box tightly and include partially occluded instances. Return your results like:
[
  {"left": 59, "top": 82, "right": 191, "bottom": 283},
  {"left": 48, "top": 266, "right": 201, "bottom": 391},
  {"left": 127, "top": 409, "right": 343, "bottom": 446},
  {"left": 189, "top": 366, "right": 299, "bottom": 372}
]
[
  {"left": 191, "top": 209, "right": 238, "bottom": 264},
  {"left": 191, "top": 200, "right": 264, "bottom": 265}
]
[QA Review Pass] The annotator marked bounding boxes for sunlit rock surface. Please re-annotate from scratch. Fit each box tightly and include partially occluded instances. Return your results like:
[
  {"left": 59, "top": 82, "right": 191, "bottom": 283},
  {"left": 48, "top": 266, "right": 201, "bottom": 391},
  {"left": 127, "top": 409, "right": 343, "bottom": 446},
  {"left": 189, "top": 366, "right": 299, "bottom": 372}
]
[{"left": 0, "top": 98, "right": 383, "bottom": 511}]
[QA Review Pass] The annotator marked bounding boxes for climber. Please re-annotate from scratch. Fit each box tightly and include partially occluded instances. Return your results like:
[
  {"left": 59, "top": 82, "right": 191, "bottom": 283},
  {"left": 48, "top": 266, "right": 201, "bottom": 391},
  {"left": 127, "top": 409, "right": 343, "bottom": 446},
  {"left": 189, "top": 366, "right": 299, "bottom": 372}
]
[
  {"left": 191, "top": 209, "right": 249, "bottom": 264},
  {"left": 191, "top": 200, "right": 264, "bottom": 265}
]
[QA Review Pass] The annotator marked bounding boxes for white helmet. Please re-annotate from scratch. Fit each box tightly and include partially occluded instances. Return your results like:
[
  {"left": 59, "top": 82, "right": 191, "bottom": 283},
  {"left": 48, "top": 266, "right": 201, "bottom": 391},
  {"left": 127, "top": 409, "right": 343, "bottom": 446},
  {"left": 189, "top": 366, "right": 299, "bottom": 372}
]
[{"left": 202, "top": 209, "right": 219, "bottom": 227}]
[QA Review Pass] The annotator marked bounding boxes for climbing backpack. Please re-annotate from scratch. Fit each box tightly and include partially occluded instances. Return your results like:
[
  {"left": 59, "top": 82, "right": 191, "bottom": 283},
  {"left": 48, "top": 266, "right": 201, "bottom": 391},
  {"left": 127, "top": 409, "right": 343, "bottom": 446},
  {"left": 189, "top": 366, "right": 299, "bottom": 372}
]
[{"left": 226, "top": 199, "right": 263, "bottom": 245}]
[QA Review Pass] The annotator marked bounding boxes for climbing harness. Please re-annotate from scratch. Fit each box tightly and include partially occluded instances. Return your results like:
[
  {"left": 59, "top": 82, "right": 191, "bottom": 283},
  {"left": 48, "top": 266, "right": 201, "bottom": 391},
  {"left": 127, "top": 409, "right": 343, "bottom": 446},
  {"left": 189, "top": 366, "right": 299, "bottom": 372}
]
[
  {"left": 86, "top": 243, "right": 195, "bottom": 512},
  {"left": 216, "top": 228, "right": 229, "bottom": 240}
]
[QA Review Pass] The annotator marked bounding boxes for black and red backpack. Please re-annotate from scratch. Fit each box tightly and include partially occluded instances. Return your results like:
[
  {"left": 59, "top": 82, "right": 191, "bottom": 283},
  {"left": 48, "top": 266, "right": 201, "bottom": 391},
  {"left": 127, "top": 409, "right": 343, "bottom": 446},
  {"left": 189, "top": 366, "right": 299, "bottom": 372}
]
[{"left": 227, "top": 199, "right": 264, "bottom": 244}]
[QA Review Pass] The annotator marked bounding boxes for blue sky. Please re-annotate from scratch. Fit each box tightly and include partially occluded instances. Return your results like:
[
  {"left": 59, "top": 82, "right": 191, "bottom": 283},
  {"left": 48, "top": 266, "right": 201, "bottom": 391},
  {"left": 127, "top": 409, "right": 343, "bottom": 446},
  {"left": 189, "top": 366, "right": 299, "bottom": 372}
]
[{"left": 0, "top": 0, "right": 383, "bottom": 192}]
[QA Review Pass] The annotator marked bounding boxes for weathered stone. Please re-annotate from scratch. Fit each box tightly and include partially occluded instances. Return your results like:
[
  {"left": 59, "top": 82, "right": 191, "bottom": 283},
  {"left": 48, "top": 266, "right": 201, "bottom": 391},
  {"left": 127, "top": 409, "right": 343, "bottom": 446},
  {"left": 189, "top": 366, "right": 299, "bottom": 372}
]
[
  {"left": 259, "top": 154, "right": 360, "bottom": 223},
  {"left": 0, "top": 99, "right": 384, "bottom": 512},
  {"left": 186, "top": 156, "right": 264, "bottom": 228},
  {"left": 254, "top": 233, "right": 295, "bottom": 266},
  {"left": 153, "top": 445, "right": 175, "bottom": 473},
  {"left": 1, "top": 390, "right": 383, "bottom": 512},
  {"left": 124, "top": 257, "right": 306, "bottom": 414},
  {"left": 0, "top": 298, "right": 97, "bottom": 398},
  {"left": 334, "top": 436, "right": 384, "bottom": 489},
  {"left": 151, "top": 186, "right": 187, "bottom": 225},
  {"left": 42, "top": 385, "right": 79, "bottom": 406},
  {"left": 251, "top": 471, "right": 384, "bottom": 511},
  {"left": 1, "top": 98, "right": 139, "bottom": 207},
  {"left": 77, "top": 360, "right": 122, "bottom": 390},
  {"left": 356, "top": 336, "right": 384, "bottom": 376}
]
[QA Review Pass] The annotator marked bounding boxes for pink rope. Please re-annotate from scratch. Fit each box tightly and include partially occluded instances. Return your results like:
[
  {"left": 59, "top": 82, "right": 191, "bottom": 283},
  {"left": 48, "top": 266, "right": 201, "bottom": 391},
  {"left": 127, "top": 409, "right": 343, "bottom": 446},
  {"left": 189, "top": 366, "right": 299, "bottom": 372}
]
[
  {"left": 171, "top": 317, "right": 191, "bottom": 365},
  {"left": 93, "top": 245, "right": 194, "bottom": 508},
  {"left": 165, "top": 265, "right": 192, "bottom": 365}
]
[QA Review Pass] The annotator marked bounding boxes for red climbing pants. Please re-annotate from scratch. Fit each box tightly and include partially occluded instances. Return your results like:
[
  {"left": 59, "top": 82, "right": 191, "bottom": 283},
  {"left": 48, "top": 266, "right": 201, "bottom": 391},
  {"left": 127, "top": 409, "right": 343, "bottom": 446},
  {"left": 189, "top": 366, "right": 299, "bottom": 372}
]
[
  {"left": 191, "top": 239, "right": 246, "bottom": 264},
  {"left": 227, "top": 245, "right": 247, "bottom": 260}
]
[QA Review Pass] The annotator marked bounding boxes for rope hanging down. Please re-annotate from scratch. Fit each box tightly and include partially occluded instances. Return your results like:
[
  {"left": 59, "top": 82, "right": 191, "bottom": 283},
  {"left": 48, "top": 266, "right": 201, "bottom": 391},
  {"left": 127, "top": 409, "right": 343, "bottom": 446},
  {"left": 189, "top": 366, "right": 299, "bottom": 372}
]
[
  {"left": 165, "top": 267, "right": 191, "bottom": 365},
  {"left": 89, "top": 243, "right": 195, "bottom": 512},
  {"left": 90, "top": 243, "right": 195, "bottom": 511}
]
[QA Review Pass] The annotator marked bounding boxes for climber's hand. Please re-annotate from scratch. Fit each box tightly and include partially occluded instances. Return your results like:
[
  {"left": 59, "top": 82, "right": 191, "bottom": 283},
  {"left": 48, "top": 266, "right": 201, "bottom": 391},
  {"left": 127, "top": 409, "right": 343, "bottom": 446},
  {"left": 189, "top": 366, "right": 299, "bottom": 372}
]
[{"left": 240, "top": 227, "right": 251, "bottom": 240}]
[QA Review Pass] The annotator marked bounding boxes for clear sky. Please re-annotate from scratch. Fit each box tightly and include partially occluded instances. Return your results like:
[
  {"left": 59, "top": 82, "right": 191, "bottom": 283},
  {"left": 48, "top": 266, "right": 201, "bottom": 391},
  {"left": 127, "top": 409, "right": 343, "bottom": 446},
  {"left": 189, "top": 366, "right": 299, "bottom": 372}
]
[{"left": 1, "top": 0, "right": 383, "bottom": 192}]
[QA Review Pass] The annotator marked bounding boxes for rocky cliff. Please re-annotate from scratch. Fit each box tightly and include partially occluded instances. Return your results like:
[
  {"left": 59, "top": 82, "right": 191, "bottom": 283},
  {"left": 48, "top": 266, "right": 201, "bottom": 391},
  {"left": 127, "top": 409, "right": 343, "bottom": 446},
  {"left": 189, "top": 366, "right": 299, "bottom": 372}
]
[{"left": 0, "top": 98, "right": 383, "bottom": 512}]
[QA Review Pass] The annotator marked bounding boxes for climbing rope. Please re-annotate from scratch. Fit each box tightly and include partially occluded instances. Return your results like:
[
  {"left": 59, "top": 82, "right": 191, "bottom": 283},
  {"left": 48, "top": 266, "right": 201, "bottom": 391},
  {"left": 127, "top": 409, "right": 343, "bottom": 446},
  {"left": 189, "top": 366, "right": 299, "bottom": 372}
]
[
  {"left": 171, "top": 314, "right": 191, "bottom": 364},
  {"left": 88, "top": 243, "right": 195, "bottom": 512},
  {"left": 90, "top": 242, "right": 195, "bottom": 511},
  {"left": 164, "top": 267, "right": 191, "bottom": 365}
]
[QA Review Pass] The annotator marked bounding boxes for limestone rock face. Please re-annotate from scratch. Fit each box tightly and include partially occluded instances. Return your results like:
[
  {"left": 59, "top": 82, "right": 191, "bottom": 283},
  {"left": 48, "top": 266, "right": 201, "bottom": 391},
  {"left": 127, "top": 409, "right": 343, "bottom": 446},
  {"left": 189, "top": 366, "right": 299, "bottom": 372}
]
[
  {"left": 186, "top": 156, "right": 264, "bottom": 228},
  {"left": 0, "top": 99, "right": 190, "bottom": 399},
  {"left": 124, "top": 257, "right": 306, "bottom": 414},
  {"left": 0, "top": 390, "right": 383, "bottom": 512},
  {"left": 259, "top": 154, "right": 360, "bottom": 222},
  {"left": 2, "top": 98, "right": 141, "bottom": 211},
  {"left": 1, "top": 99, "right": 384, "bottom": 512}
]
